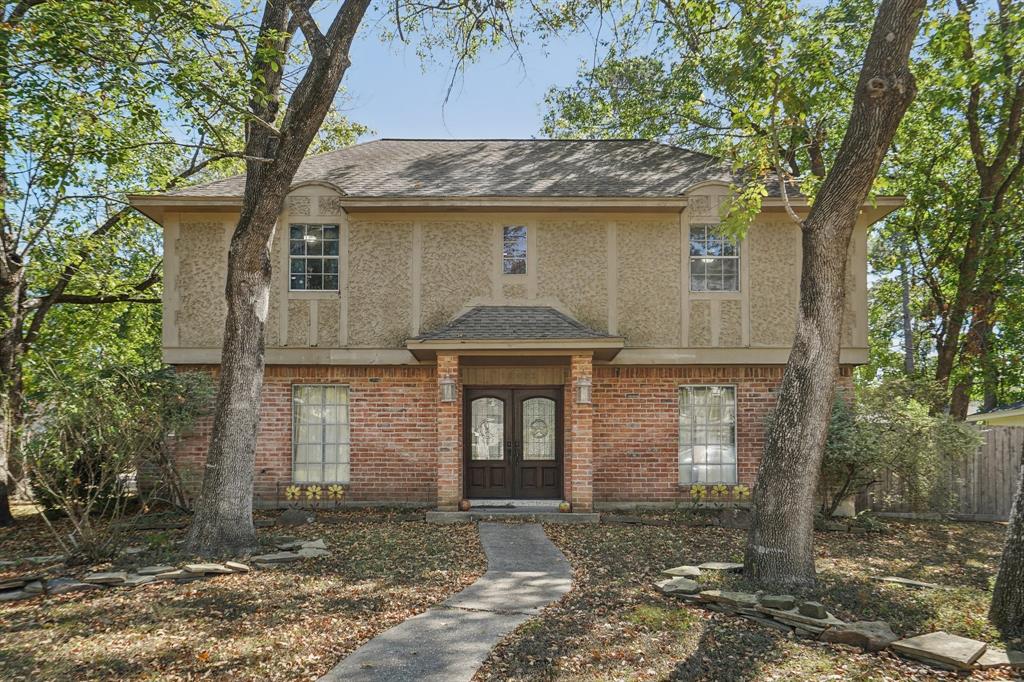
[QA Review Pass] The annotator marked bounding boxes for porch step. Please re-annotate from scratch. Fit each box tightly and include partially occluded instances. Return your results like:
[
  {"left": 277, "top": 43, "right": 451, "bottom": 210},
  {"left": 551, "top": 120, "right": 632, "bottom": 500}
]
[{"left": 425, "top": 510, "right": 600, "bottom": 525}]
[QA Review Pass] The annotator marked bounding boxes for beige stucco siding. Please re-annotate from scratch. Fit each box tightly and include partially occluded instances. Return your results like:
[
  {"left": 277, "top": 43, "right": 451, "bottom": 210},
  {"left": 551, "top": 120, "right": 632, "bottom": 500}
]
[
  {"left": 536, "top": 218, "right": 608, "bottom": 332},
  {"left": 160, "top": 193, "right": 873, "bottom": 365},
  {"left": 347, "top": 218, "right": 414, "bottom": 347},
  {"left": 748, "top": 220, "right": 801, "bottom": 346},
  {"left": 175, "top": 216, "right": 230, "bottom": 347},
  {"left": 616, "top": 217, "right": 682, "bottom": 346},
  {"left": 420, "top": 219, "right": 493, "bottom": 332}
]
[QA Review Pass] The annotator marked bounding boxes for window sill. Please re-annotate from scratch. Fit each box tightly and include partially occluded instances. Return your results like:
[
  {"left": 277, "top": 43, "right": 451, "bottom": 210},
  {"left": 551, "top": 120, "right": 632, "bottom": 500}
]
[{"left": 288, "top": 290, "right": 340, "bottom": 300}]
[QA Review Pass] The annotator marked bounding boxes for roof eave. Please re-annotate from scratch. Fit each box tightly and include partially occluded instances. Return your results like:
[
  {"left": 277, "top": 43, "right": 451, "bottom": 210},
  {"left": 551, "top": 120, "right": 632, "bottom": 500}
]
[
  {"left": 406, "top": 337, "right": 626, "bottom": 361},
  {"left": 966, "top": 406, "right": 1024, "bottom": 421}
]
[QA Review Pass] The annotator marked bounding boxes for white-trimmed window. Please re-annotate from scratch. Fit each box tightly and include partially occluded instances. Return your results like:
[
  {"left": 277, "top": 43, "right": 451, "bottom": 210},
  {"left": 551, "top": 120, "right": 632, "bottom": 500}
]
[
  {"left": 292, "top": 385, "right": 350, "bottom": 483},
  {"left": 689, "top": 224, "right": 739, "bottom": 291},
  {"left": 502, "top": 225, "right": 527, "bottom": 274},
  {"left": 679, "top": 385, "right": 737, "bottom": 484},
  {"left": 289, "top": 223, "right": 340, "bottom": 291}
]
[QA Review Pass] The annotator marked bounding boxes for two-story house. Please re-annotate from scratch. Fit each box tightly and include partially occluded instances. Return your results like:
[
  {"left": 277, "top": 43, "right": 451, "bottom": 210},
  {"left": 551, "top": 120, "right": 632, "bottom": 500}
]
[{"left": 129, "top": 139, "right": 899, "bottom": 511}]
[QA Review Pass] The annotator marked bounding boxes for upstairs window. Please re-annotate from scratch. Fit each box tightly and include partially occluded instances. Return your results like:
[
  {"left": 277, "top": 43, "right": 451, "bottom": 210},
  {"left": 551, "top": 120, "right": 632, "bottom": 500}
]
[
  {"left": 689, "top": 224, "right": 739, "bottom": 292},
  {"left": 502, "top": 225, "right": 527, "bottom": 274},
  {"left": 290, "top": 223, "right": 339, "bottom": 291}
]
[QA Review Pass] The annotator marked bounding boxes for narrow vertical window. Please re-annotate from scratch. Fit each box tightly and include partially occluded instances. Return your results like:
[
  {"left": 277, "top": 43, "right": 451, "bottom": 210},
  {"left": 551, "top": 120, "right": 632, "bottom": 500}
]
[
  {"left": 502, "top": 225, "right": 527, "bottom": 274},
  {"left": 292, "top": 385, "right": 350, "bottom": 483},
  {"left": 679, "top": 385, "right": 737, "bottom": 484},
  {"left": 290, "top": 223, "right": 340, "bottom": 291},
  {"left": 689, "top": 224, "right": 739, "bottom": 291}
]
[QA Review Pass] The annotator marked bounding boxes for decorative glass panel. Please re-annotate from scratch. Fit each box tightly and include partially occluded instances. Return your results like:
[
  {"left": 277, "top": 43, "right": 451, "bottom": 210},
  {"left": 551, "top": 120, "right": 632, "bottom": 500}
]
[
  {"left": 679, "top": 386, "right": 737, "bottom": 484},
  {"left": 689, "top": 224, "right": 739, "bottom": 292},
  {"left": 292, "top": 385, "right": 350, "bottom": 483},
  {"left": 502, "top": 225, "right": 527, "bottom": 274},
  {"left": 522, "top": 398, "right": 556, "bottom": 460},
  {"left": 289, "top": 223, "right": 340, "bottom": 290},
  {"left": 471, "top": 397, "right": 504, "bottom": 461}
]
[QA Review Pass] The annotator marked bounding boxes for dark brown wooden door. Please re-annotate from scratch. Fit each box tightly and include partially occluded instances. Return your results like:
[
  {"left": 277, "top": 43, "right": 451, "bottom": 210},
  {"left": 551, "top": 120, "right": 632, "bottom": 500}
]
[
  {"left": 463, "top": 388, "right": 562, "bottom": 500},
  {"left": 511, "top": 389, "right": 562, "bottom": 499}
]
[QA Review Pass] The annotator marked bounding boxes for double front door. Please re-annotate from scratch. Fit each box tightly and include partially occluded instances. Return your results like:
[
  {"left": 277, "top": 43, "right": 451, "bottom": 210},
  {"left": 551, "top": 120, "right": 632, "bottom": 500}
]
[{"left": 464, "top": 388, "right": 563, "bottom": 499}]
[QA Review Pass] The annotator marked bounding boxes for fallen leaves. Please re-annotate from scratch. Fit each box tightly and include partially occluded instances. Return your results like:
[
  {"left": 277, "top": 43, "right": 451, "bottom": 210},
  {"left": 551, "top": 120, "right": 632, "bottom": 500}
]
[{"left": 0, "top": 508, "right": 485, "bottom": 681}]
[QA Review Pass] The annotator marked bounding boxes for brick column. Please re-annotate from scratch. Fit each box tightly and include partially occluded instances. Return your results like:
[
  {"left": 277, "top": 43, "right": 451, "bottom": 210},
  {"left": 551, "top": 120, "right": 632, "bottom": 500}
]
[
  {"left": 436, "top": 352, "right": 462, "bottom": 510},
  {"left": 568, "top": 353, "right": 594, "bottom": 511}
]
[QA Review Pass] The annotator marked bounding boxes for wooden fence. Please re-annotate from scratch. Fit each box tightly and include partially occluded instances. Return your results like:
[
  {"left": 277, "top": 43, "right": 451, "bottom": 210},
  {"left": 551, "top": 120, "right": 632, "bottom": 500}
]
[{"left": 859, "top": 426, "right": 1024, "bottom": 522}]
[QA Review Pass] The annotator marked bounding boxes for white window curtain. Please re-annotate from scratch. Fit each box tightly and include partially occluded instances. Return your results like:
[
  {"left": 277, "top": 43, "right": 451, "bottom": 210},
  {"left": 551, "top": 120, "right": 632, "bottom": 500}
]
[
  {"left": 292, "top": 385, "right": 350, "bottom": 483},
  {"left": 678, "top": 385, "right": 737, "bottom": 484}
]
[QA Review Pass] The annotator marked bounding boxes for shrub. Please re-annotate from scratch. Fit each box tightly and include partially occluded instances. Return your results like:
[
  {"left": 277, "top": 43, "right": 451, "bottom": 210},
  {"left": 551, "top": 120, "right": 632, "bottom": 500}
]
[
  {"left": 818, "top": 377, "right": 981, "bottom": 517},
  {"left": 23, "top": 365, "right": 212, "bottom": 562}
]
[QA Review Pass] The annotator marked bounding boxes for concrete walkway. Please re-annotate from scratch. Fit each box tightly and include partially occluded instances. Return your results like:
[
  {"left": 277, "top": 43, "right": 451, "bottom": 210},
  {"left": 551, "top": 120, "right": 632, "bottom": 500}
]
[{"left": 319, "top": 523, "right": 572, "bottom": 682}]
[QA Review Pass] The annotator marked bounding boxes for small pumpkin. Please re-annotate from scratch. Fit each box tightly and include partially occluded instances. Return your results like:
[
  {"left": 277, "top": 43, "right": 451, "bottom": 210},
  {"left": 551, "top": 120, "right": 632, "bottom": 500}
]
[
  {"left": 458, "top": 499, "right": 471, "bottom": 512},
  {"left": 558, "top": 501, "right": 571, "bottom": 513}
]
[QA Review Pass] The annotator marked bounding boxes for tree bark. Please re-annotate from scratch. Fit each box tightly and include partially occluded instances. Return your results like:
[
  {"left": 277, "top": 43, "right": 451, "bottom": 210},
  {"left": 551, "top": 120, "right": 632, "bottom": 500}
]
[
  {"left": 991, "top": 452, "right": 1024, "bottom": 636},
  {"left": 183, "top": 0, "right": 370, "bottom": 556},
  {"left": 744, "top": 0, "right": 923, "bottom": 591}
]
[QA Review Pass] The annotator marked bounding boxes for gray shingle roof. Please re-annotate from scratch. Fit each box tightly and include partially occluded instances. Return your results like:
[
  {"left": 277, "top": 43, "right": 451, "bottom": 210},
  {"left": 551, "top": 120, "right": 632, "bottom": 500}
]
[
  {"left": 971, "top": 400, "right": 1024, "bottom": 416},
  {"left": 165, "top": 139, "right": 733, "bottom": 199},
  {"left": 413, "top": 306, "right": 615, "bottom": 341}
]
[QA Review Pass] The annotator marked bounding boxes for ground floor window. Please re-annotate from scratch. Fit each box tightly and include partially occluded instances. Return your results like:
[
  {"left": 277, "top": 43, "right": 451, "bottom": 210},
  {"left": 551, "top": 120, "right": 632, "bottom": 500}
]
[
  {"left": 679, "top": 385, "right": 737, "bottom": 484},
  {"left": 292, "top": 385, "right": 350, "bottom": 483}
]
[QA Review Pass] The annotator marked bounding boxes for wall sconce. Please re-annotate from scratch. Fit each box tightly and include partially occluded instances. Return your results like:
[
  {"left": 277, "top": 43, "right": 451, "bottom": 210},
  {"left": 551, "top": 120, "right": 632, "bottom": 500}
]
[
  {"left": 575, "top": 376, "right": 592, "bottom": 404},
  {"left": 440, "top": 377, "right": 457, "bottom": 403}
]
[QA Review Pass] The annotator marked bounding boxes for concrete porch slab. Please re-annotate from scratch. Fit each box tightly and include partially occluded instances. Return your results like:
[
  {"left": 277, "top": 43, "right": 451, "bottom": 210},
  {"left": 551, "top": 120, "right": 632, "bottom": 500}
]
[{"left": 426, "top": 510, "right": 599, "bottom": 524}]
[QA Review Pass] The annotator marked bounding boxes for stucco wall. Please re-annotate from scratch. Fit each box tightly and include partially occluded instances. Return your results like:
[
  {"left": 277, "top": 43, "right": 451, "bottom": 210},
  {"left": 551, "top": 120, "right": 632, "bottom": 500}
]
[
  {"left": 420, "top": 219, "right": 492, "bottom": 332},
  {"left": 163, "top": 189, "right": 871, "bottom": 364},
  {"left": 175, "top": 217, "right": 229, "bottom": 347},
  {"left": 348, "top": 218, "right": 414, "bottom": 347},
  {"left": 616, "top": 217, "right": 682, "bottom": 346},
  {"left": 537, "top": 218, "right": 608, "bottom": 331}
]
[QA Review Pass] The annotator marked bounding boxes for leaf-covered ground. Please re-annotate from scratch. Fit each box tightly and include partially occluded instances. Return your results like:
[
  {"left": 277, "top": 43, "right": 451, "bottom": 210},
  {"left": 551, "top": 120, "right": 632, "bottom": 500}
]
[
  {"left": 477, "top": 518, "right": 1014, "bottom": 682},
  {"left": 0, "top": 505, "right": 485, "bottom": 681}
]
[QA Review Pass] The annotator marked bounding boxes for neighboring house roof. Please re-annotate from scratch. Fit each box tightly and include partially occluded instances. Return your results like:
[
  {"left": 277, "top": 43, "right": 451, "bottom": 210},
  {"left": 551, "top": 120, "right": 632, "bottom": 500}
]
[
  {"left": 966, "top": 400, "right": 1024, "bottom": 421},
  {"left": 159, "top": 139, "right": 735, "bottom": 199},
  {"left": 407, "top": 305, "right": 625, "bottom": 360}
]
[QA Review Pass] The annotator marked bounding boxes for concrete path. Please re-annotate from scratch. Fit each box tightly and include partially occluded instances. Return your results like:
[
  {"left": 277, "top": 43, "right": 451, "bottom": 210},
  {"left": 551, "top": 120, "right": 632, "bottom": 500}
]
[{"left": 319, "top": 523, "right": 572, "bottom": 682}]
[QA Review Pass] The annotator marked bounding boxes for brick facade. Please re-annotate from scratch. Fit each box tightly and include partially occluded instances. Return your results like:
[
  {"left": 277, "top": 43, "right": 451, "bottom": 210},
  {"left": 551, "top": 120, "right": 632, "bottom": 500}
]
[{"left": 170, "top": 363, "right": 853, "bottom": 508}]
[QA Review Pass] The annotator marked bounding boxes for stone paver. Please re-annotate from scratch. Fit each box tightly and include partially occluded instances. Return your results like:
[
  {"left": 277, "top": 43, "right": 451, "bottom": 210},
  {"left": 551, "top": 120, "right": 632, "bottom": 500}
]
[
  {"left": 891, "top": 631, "right": 988, "bottom": 670},
  {"left": 319, "top": 522, "right": 571, "bottom": 682}
]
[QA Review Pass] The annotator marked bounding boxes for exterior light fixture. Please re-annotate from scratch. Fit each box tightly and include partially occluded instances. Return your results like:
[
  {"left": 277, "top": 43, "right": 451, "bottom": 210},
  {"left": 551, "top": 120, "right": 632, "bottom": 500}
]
[
  {"left": 439, "top": 377, "right": 457, "bottom": 403},
  {"left": 575, "top": 376, "right": 592, "bottom": 404}
]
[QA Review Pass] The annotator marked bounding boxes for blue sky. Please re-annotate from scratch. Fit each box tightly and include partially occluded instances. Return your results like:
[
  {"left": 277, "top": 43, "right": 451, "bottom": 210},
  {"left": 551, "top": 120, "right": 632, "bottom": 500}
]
[{"left": 341, "top": 28, "right": 597, "bottom": 141}]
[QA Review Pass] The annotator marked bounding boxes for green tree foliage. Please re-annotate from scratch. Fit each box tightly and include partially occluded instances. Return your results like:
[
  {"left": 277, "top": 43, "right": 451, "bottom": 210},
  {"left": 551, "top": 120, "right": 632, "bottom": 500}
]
[
  {"left": 0, "top": 0, "right": 368, "bottom": 525},
  {"left": 819, "top": 378, "right": 981, "bottom": 517},
  {"left": 23, "top": 365, "right": 213, "bottom": 563},
  {"left": 865, "top": 0, "right": 1024, "bottom": 414}
]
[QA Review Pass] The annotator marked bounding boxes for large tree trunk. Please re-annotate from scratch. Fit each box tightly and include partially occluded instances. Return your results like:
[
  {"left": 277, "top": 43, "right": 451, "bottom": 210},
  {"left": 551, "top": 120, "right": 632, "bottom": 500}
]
[
  {"left": 184, "top": 0, "right": 370, "bottom": 556},
  {"left": 991, "top": 454, "right": 1024, "bottom": 636},
  {"left": 743, "top": 0, "right": 923, "bottom": 590}
]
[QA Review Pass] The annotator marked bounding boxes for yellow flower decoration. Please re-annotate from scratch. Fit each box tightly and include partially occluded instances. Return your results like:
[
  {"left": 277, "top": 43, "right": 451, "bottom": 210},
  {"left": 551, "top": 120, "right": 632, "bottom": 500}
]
[
  {"left": 732, "top": 484, "right": 751, "bottom": 499},
  {"left": 285, "top": 485, "right": 302, "bottom": 501},
  {"left": 711, "top": 484, "right": 729, "bottom": 498},
  {"left": 689, "top": 483, "right": 707, "bottom": 500},
  {"left": 327, "top": 484, "right": 345, "bottom": 500},
  {"left": 305, "top": 485, "right": 322, "bottom": 500}
]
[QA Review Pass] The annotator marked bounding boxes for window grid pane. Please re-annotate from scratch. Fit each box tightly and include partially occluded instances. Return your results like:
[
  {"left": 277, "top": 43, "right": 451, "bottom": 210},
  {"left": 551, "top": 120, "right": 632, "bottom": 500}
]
[
  {"left": 502, "top": 225, "right": 527, "bottom": 275},
  {"left": 678, "top": 386, "right": 737, "bottom": 484},
  {"left": 289, "top": 223, "right": 340, "bottom": 291},
  {"left": 689, "top": 223, "right": 739, "bottom": 292},
  {"left": 292, "top": 385, "right": 350, "bottom": 483}
]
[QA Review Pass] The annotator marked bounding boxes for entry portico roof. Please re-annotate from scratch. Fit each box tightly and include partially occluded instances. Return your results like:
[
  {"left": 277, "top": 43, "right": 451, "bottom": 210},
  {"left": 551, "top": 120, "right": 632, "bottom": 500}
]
[{"left": 407, "top": 306, "right": 624, "bottom": 360}]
